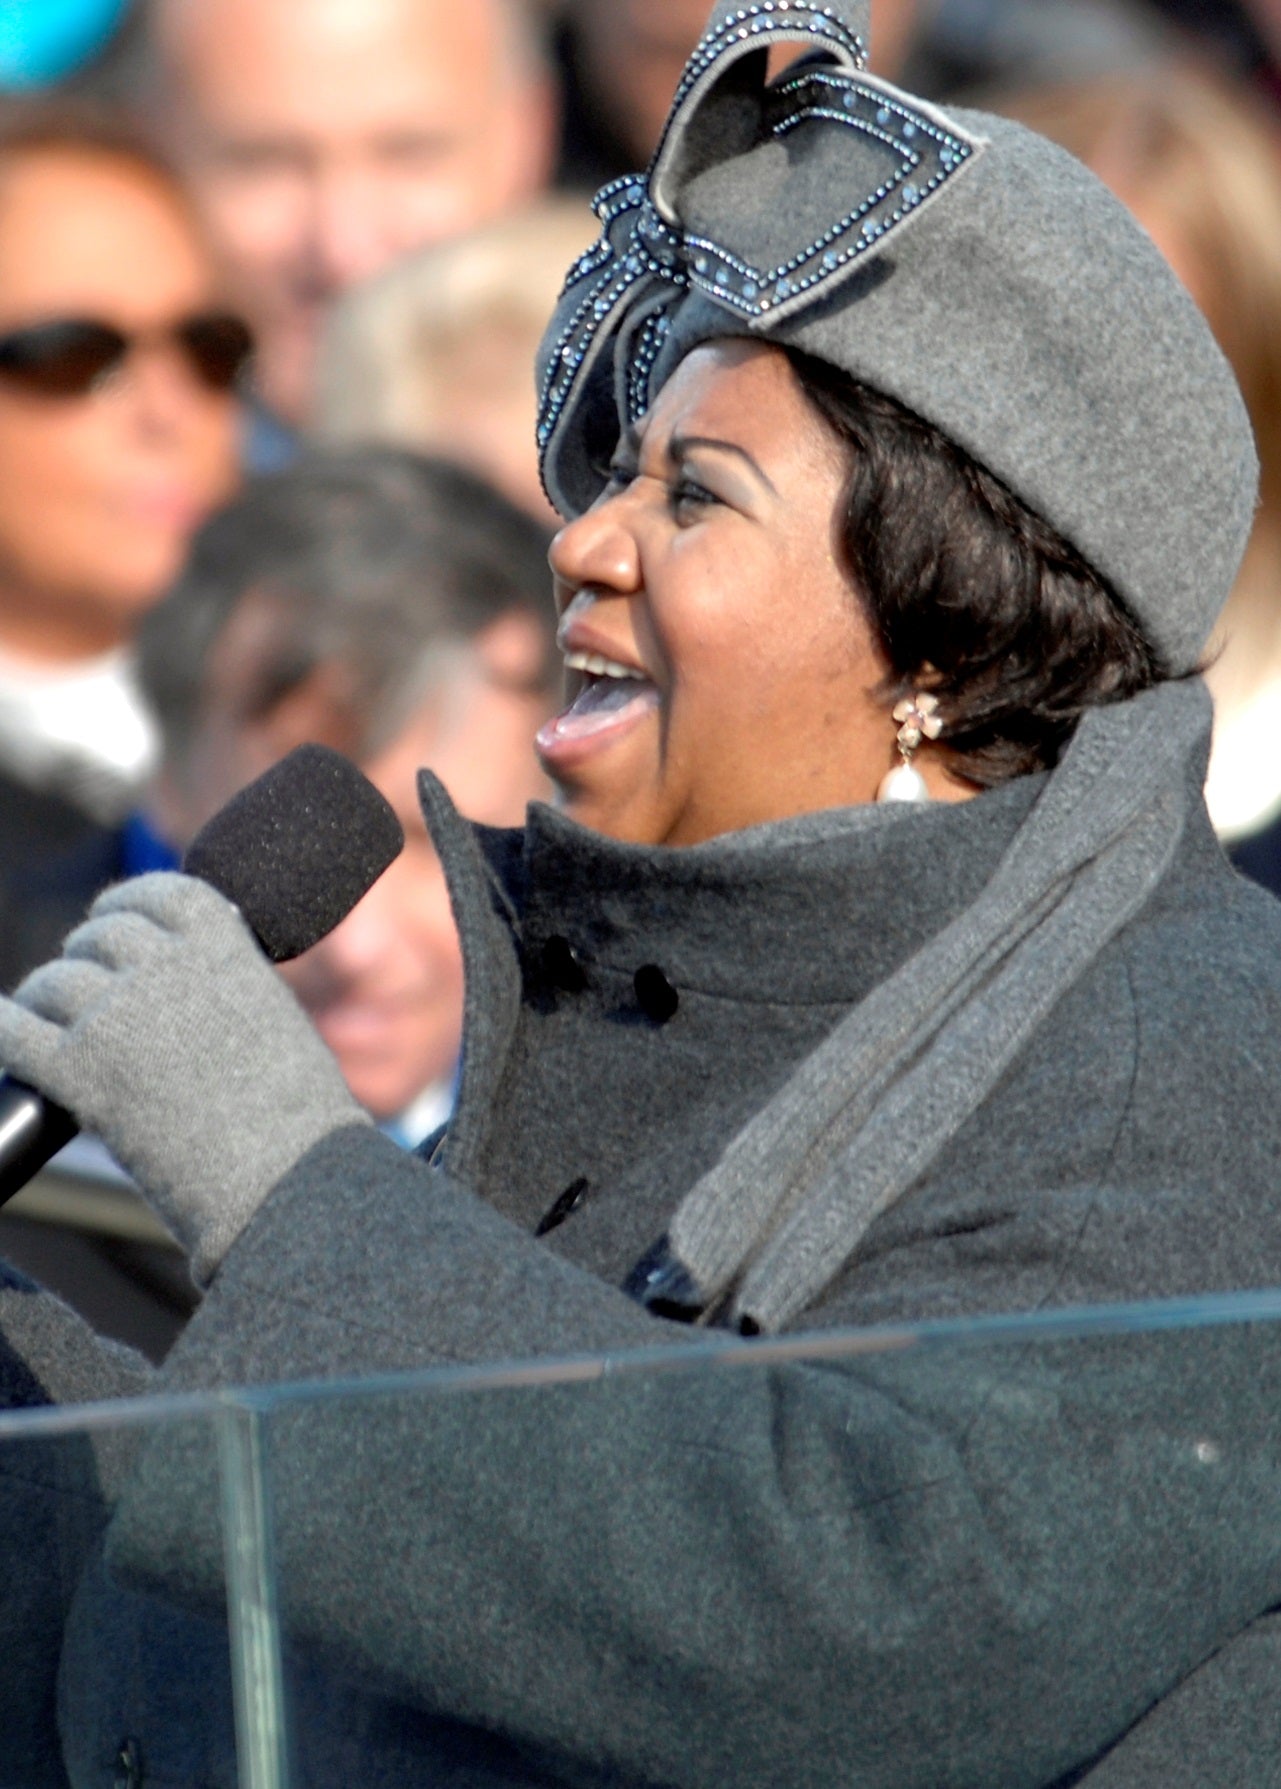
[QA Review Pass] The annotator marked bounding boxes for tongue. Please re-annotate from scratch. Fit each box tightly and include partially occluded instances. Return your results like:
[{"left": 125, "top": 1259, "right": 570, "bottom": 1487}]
[{"left": 546, "top": 676, "right": 659, "bottom": 741}]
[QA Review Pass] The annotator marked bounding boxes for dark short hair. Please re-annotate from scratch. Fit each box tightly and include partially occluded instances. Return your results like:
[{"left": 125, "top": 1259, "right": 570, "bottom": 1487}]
[
  {"left": 138, "top": 446, "right": 556, "bottom": 772},
  {"left": 788, "top": 349, "right": 1171, "bottom": 786}
]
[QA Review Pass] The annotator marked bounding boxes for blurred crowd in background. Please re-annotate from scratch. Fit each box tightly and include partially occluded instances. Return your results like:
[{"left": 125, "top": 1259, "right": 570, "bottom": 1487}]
[{"left": 0, "top": 0, "right": 1279, "bottom": 1347}]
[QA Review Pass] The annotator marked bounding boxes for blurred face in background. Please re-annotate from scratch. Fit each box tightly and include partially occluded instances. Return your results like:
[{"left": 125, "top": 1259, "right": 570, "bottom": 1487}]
[
  {"left": 567, "top": 0, "right": 921, "bottom": 166},
  {"left": 0, "top": 148, "right": 241, "bottom": 663},
  {"left": 568, "top": 0, "right": 710, "bottom": 164},
  {"left": 150, "top": 0, "right": 556, "bottom": 424},
  {"left": 867, "top": 0, "right": 924, "bottom": 81},
  {"left": 161, "top": 603, "right": 553, "bottom": 1120},
  {"left": 1249, "top": 1, "right": 1281, "bottom": 54},
  {"left": 277, "top": 644, "right": 552, "bottom": 1120}
]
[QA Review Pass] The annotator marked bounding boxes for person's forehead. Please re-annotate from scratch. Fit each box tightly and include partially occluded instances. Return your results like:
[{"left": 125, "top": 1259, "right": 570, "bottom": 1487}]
[
  {"left": 639, "top": 339, "right": 813, "bottom": 450},
  {"left": 156, "top": 0, "right": 516, "bottom": 119},
  {"left": 579, "top": 0, "right": 711, "bottom": 54},
  {"left": 0, "top": 150, "right": 211, "bottom": 318}
]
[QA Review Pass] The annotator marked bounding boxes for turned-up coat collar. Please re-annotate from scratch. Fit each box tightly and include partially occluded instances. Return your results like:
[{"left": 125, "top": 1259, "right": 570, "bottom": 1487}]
[
  {"left": 503, "top": 782, "right": 1040, "bottom": 1005},
  {"left": 416, "top": 766, "right": 1039, "bottom": 1188},
  {"left": 421, "top": 681, "right": 1215, "bottom": 1332}
]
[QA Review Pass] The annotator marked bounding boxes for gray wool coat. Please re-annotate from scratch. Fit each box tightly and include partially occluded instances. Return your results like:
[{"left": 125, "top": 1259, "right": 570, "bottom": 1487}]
[{"left": 20, "top": 769, "right": 1281, "bottom": 1784}]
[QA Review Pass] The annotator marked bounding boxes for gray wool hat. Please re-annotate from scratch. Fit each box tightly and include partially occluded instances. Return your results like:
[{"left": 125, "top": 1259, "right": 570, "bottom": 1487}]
[{"left": 536, "top": 0, "right": 1258, "bottom": 672}]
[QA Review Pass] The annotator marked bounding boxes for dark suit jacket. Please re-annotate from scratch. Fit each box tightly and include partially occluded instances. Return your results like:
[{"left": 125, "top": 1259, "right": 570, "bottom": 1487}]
[{"left": 0, "top": 771, "right": 124, "bottom": 993}]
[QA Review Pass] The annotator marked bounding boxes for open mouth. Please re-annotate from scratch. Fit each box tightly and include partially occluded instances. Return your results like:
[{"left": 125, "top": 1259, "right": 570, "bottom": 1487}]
[{"left": 536, "top": 650, "right": 661, "bottom": 755}]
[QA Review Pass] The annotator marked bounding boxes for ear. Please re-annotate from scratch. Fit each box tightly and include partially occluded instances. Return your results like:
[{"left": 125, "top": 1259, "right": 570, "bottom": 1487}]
[{"left": 144, "top": 764, "right": 200, "bottom": 854}]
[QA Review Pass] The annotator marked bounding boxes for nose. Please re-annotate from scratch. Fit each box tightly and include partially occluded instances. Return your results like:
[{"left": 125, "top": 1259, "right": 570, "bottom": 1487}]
[
  {"left": 307, "top": 166, "right": 395, "bottom": 292},
  {"left": 549, "top": 496, "right": 642, "bottom": 606},
  {"left": 111, "top": 341, "right": 219, "bottom": 440}
]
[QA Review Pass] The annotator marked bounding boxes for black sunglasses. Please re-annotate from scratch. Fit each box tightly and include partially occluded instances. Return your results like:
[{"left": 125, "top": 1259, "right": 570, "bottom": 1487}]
[{"left": 0, "top": 311, "right": 254, "bottom": 398}]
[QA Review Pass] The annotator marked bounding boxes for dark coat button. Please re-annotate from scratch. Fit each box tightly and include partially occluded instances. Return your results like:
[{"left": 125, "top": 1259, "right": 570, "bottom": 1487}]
[
  {"left": 634, "top": 963, "right": 679, "bottom": 1023},
  {"left": 624, "top": 1235, "right": 702, "bottom": 1318},
  {"left": 541, "top": 934, "right": 588, "bottom": 992},
  {"left": 535, "top": 1176, "right": 590, "bottom": 1237}
]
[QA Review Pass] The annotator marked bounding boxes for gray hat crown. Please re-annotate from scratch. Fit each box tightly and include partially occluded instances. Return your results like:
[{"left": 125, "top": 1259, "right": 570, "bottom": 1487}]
[{"left": 537, "top": 0, "right": 1257, "bottom": 669}]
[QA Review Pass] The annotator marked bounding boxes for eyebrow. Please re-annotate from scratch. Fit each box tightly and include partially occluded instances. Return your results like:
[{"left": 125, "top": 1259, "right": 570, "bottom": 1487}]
[{"left": 668, "top": 432, "right": 778, "bottom": 496}]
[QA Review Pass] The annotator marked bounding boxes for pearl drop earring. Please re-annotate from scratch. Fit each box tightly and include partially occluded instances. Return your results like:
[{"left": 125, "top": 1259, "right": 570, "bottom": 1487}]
[{"left": 877, "top": 691, "right": 943, "bottom": 803}]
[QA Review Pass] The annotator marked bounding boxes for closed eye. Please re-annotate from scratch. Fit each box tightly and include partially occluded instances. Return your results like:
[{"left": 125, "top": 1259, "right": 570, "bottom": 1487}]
[
  {"left": 591, "top": 421, "right": 644, "bottom": 494},
  {"left": 595, "top": 454, "right": 638, "bottom": 497},
  {"left": 670, "top": 476, "right": 717, "bottom": 518}
]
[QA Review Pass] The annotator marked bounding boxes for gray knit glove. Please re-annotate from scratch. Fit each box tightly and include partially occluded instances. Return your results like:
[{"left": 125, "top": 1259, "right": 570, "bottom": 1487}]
[{"left": 0, "top": 873, "right": 370, "bottom": 1282}]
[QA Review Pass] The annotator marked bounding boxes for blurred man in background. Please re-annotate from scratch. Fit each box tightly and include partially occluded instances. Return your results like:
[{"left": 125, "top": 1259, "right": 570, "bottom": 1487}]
[
  {"left": 553, "top": 0, "right": 926, "bottom": 188},
  {"left": 140, "top": 0, "right": 557, "bottom": 435},
  {"left": 318, "top": 195, "right": 597, "bottom": 527},
  {"left": 139, "top": 447, "right": 558, "bottom": 1143}
]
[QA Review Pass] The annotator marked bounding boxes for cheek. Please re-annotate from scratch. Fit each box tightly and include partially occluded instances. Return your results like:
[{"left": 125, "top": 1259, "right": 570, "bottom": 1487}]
[
  {"left": 0, "top": 401, "right": 87, "bottom": 508},
  {"left": 187, "top": 389, "right": 239, "bottom": 455},
  {"left": 642, "top": 534, "right": 733, "bottom": 668},
  {"left": 391, "top": 164, "right": 492, "bottom": 245},
  {"left": 662, "top": 553, "right": 870, "bottom": 730},
  {"left": 357, "top": 838, "right": 464, "bottom": 999},
  {"left": 280, "top": 845, "right": 461, "bottom": 1001},
  {"left": 399, "top": 849, "right": 466, "bottom": 991},
  {"left": 650, "top": 542, "right": 795, "bottom": 693},
  {"left": 0, "top": 405, "right": 120, "bottom": 579}
]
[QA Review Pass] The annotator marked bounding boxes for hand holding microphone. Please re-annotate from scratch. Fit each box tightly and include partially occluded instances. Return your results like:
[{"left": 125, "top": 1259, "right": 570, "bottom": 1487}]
[{"left": 0, "top": 746, "right": 404, "bottom": 1283}]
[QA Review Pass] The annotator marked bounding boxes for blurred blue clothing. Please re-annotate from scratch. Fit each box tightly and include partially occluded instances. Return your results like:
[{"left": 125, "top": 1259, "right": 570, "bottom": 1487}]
[
  {"left": 0, "top": 0, "right": 128, "bottom": 89},
  {"left": 243, "top": 401, "right": 298, "bottom": 475},
  {"left": 1229, "top": 816, "right": 1281, "bottom": 902},
  {"left": 380, "top": 1078, "right": 455, "bottom": 1151},
  {"left": 119, "top": 812, "right": 179, "bottom": 877}
]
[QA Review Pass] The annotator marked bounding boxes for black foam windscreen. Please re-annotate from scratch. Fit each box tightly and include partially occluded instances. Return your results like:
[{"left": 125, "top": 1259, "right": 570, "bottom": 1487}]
[{"left": 182, "top": 744, "right": 405, "bottom": 963}]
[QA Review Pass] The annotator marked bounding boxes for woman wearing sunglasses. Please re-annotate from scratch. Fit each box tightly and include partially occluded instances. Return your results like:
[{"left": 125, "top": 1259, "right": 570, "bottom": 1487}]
[
  {"left": 5, "top": 3, "right": 1281, "bottom": 1783},
  {"left": 0, "top": 103, "right": 247, "bottom": 988}
]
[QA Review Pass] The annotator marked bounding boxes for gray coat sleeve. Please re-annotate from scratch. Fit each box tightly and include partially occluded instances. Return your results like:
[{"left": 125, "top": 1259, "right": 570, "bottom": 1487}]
[{"left": 101, "top": 1126, "right": 1281, "bottom": 1789}]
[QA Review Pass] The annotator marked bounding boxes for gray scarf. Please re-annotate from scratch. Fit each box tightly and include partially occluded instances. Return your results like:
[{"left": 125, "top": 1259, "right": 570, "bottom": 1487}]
[{"left": 651, "top": 678, "right": 1209, "bottom": 1332}]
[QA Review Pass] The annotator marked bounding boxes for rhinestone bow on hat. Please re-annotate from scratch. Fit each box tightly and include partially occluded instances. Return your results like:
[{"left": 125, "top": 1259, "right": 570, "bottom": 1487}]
[{"left": 537, "top": 0, "right": 984, "bottom": 517}]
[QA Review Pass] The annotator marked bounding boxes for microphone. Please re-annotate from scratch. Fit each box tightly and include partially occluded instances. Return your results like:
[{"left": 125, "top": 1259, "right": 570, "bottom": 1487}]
[{"left": 0, "top": 744, "right": 404, "bottom": 1205}]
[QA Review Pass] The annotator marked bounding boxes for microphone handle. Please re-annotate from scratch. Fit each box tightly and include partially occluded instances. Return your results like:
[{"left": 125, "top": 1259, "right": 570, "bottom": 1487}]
[{"left": 0, "top": 1079, "right": 78, "bottom": 1207}]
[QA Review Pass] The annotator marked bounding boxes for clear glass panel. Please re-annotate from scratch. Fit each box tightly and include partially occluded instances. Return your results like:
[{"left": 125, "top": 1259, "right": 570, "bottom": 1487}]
[
  {"left": 0, "top": 1396, "right": 230, "bottom": 1789},
  {"left": 7, "top": 1290, "right": 1281, "bottom": 1786}
]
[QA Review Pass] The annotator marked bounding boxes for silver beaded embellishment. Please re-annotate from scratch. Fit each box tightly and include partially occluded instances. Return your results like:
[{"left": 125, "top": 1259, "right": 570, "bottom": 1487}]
[
  {"left": 536, "top": 4, "right": 982, "bottom": 492},
  {"left": 537, "top": 178, "right": 688, "bottom": 454},
  {"left": 649, "top": 3, "right": 868, "bottom": 181}
]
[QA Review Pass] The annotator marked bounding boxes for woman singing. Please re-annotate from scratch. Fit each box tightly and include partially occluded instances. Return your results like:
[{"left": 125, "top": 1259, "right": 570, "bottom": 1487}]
[{"left": 4, "top": 3, "right": 1281, "bottom": 1783}]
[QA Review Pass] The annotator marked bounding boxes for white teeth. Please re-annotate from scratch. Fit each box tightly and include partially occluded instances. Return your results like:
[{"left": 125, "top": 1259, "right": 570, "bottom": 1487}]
[{"left": 562, "top": 649, "right": 645, "bottom": 679}]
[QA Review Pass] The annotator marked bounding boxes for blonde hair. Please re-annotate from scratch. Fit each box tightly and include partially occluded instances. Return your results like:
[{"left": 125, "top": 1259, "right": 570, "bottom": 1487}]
[
  {"left": 317, "top": 198, "right": 598, "bottom": 519},
  {"left": 998, "top": 65, "right": 1281, "bottom": 520},
  {"left": 998, "top": 65, "right": 1281, "bottom": 834}
]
